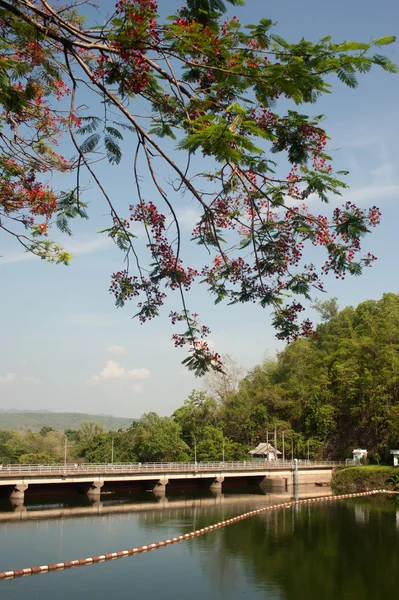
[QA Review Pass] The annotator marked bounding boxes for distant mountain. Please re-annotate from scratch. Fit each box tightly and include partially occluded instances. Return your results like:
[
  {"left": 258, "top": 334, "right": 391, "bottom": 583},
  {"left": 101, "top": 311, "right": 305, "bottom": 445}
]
[
  {"left": 0, "top": 411, "right": 135, "bottom": 432},
  {"left": 0, "top": 409, "right": 53, "bottom": 414}
]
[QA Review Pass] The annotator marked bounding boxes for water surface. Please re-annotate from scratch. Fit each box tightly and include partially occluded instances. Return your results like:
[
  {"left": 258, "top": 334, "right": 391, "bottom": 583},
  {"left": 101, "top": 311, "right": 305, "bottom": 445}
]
[{"left": 0, "top": 490, "right": 397, "bottom": 599}]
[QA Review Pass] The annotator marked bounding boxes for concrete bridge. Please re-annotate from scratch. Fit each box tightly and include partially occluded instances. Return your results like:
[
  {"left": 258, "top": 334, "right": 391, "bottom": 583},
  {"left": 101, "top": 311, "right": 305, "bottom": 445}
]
[{"left": 0, "top": 461, "right": 345, "bottom": 504}]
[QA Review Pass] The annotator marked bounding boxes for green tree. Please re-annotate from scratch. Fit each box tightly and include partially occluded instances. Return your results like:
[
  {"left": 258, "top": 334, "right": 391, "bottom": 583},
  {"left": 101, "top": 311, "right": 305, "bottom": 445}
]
[
  {"left": 78, "top": 422, "right": 106, "bottom": 445},
  {"left": 18, "top": 453, "right": 57, "bottom": 464},
  {"left": 173, "top": 390, "right": 218, "bottom": 442},
  {"left": 196, "top": 426, "right": 246, "bottom": 461},
  {"left": 133, "top": 413, "right": 190, "bottom": 462},
  {"left": 312, "top": 298, "right": 340, "bottom": 322},
  {"left": 79, "top": 433, "right": 114, "bottom": 464},
  {"left": 39, "top": 426, "right": 55, "bottom": 437}
]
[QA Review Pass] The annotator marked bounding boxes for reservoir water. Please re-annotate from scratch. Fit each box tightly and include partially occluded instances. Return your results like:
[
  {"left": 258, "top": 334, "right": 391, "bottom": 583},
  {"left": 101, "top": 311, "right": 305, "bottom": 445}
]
[{"left": 0, "top": 489, "right": 398, "bottom": 599}]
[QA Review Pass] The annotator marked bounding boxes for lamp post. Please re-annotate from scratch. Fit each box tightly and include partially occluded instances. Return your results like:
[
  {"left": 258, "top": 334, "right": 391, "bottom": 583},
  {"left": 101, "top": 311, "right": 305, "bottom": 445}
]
[
  {"left": 64, "top": 435, "right": 67, "bottom": 469},
  {"left": 282, "top": 431, "right": 285, "bottom": 463},
  {"left": 193, "top": 434, "right": 197, "bottom": 467}
]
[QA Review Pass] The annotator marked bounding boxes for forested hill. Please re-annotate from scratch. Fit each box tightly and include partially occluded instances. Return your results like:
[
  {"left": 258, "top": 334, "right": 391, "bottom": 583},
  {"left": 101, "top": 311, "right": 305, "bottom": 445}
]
[
  {"left": 0, "top": 412, "right": 133, "bottom": 432},
  {"left": 216, "top": 292, "right": 399, "bottom": 462}
]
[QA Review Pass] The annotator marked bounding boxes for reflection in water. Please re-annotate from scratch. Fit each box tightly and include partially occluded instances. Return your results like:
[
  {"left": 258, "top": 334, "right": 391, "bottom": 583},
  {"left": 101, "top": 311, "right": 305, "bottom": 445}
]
[
  {"left": 195, "top": 495, "right": 399, "bottom": 600},
  {"left": 0, "top": 490, "right": 397, "bottom": 600},
  {"left": 0, "top": 485, "right": 331, "bottom": 522}
]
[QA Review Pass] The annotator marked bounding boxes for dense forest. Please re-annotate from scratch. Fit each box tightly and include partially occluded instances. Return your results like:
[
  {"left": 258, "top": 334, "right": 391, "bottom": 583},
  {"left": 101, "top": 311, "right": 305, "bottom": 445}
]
[{"left": 1, "top": 293, "right": 398, "bottom": 465}]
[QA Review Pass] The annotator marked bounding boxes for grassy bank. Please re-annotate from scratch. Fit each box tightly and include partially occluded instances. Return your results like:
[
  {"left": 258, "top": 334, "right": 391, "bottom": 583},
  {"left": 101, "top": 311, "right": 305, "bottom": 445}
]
[{"left": 331, "top": 466, "right": 399, "bottom": 493}]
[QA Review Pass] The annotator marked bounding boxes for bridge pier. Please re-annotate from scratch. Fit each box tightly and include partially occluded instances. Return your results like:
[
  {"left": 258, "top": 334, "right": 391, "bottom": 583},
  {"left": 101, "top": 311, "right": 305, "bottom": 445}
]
[
  {"left": 210, "top": 476, "right": 224, "bottom": 492},
  {"left": 11, "top": 499, "right": 27, "bottom": 512},
  {"left": 10, "top": 483, "right": 28, "bottom": 502},
  {"left": 86, "top": 480, "right": 104, "bottom": 499},
  {"left": 153, "top": 478, "right": 169, "bottom": 497}
]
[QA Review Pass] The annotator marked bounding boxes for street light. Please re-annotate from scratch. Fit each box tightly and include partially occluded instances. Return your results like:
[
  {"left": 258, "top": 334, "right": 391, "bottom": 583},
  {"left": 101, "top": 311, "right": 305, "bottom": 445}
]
[
  {"left": 193, "top": 433, "right": 197, "bottom": 467},
  {"left": 64, "top": 434, "right": 67, "bottom": 469}
]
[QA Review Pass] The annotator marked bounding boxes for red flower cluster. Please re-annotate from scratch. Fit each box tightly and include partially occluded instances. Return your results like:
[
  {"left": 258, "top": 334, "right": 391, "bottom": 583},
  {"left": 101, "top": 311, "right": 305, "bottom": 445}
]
[{"left": 94, "top": 0, "right": 158, "bottom": 95}]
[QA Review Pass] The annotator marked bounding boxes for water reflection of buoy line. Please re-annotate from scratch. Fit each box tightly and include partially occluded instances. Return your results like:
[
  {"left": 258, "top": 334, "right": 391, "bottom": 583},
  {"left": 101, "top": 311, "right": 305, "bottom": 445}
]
[{"left": 0, "top": 490, "right": 389, "bottom": 581}]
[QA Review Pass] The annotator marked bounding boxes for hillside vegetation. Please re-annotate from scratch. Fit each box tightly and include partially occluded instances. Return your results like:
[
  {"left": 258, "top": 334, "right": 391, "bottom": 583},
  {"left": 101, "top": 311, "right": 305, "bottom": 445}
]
[
  {"left": 209, "top": 292, "right": 399, "bottom": 462},
  {"left": 331, "top": 466, "right": 399, "bottom": 493},
  {"left": 0, "top": 412, "right": 133, "bottom": 433}
]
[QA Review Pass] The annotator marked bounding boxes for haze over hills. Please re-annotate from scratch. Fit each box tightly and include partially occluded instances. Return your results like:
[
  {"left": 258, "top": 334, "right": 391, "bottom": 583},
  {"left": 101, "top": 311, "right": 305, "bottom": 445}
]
[
  {"left": 0, "top": 411, "right": 135, "bottom": 432},
  {"left": 0, "top": 409, "right": 53, "bottom": 414}
]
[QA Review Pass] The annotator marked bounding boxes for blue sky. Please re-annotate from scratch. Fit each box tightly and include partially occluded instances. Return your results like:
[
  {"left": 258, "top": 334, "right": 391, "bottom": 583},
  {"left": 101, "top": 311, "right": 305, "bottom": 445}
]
[{"left": 0, "top": 0, "right": 398, "bottom": 419}]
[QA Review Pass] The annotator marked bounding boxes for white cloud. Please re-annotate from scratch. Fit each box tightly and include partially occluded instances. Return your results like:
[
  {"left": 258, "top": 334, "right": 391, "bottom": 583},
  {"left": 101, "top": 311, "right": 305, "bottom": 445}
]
[
  {"left": 285, "top": 182, "right": 399, "bottom": 210},
  {"left": 132, "top": 383, "right": 144, "bottom": 394},
  {"left": 177, "top": 207, "right": 201, "bottom": 230},
  {"left": 127, "top": 367, "right": 151, "bottom": 379},
  {"left": 370, "top": 163, "right": 394, "bottom": 181},
  {"left": 0, "top": 372, "right": 42, "bottom": 385},
  {"left": 0, "top": 253, "right": 35, "bottom": 266},
  {"left": 0, "top": 236, "right": 112, "bottom": 267},
  {"left": 107, "top": 345, "right": 127, "bottom": 355},
  {"left": 0, "top": 372, "right": 16, "bottom": 384},
  {"left": 68, "top": 237, "right": 112, "bottom": 255},
  {"left": 89, "top": 360, "right": 150, "bottom": 384},
  {"left": 340, "top": 184, "right": 399, "bottom": 206}
]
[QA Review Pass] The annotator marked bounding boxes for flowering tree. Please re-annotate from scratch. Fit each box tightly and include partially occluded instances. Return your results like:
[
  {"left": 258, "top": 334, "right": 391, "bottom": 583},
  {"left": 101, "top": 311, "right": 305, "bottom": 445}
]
[{"left": 0, "top": 0, "right": 396, "bottom": 374}]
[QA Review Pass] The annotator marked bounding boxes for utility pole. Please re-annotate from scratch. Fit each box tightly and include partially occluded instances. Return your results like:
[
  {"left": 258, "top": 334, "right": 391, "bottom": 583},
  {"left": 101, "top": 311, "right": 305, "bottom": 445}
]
[
  {"left": 274, "top": 425, "right": 277, "bottom": 460},
  {"left": 222, "top": 436, "right": 225, "bottom": 462},
  {"left": 64, "top": 435, "right": 67, "bottom": 469},
  {"left": 193, "top": 434, "right": 197, "bottom": 467},
  {"left": 111, "top": 438, "right": 114, "bottom": 464},
  {"left": 291, "top": 438, "right": 294, "bottom": 462},
  {"left": 293, "top": 458, "right": 299, "bottom": 502},
  {"left": 266, "top": 429, "right": 269, "bottom": 463},
  {"left": 282, "top": 431, "right": 285, "bottom": 462},
  {"left": 307, "top": 439, "right": 310, "bottom": 463}
]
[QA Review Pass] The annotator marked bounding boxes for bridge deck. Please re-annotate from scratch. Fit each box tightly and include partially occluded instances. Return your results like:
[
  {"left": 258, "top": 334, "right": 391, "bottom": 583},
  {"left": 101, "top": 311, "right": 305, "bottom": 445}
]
[{"left": 0, "top": 461, "right": 346, "bottom": 487}]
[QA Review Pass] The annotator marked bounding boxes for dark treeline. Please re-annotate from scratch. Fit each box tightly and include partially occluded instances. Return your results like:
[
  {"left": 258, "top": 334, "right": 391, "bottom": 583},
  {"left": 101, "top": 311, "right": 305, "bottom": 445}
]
[{"left": 1, "top": 293, "right": 399, "bottom": 465}]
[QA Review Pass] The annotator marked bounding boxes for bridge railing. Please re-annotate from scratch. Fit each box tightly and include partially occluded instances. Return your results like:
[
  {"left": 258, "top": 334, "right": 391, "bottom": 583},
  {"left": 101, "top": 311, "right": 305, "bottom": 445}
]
[{"left": 0, "top": 459, "right": 352, "bottom": 476}]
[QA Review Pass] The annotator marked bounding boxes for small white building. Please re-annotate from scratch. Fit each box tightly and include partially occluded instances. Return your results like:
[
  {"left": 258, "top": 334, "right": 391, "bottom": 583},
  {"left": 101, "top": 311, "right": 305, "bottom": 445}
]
[
  {"left": 249, "top": 442, "right": 282, "bottom": 461},
  {"left": 390, "top": 450, "right": 399, "bottom": 467},
  {"left": 353, "top": 449, "right": 367, "bottom": 463}
]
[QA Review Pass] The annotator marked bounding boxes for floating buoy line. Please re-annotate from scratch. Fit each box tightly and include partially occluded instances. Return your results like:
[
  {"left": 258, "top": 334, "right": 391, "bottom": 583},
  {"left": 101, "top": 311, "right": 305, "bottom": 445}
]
[{"left": 0, "top": 490, "right": 388, "bottom": 581}]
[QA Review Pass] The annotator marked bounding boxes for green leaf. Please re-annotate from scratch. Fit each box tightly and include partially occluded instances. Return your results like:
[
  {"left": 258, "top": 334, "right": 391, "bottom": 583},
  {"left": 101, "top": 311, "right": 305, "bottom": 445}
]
[
  {"left": 336, "top": 41, "right": 370, "bottom": 52},
  {"left": 104, "top": 135, "right": 122, "bottom": 165},
  {"left": 148, "top": 122, "right": 177, "bottom": 139},
  {"left": 371, "top": 54, "right": 398, "bottom": 73},
  {"left": 76, "top": 117, "right": 102, "bottom": 136},
  {"left": 337, "top": 69, "right": 358, "bottom": 88},
  {"left": 226, "top": 103, "right": 247, "bottom": 115},
  {"left": 56, "top": 214, "right": 72, "bottom": 236},
  {"left": 105, "top": 126, "right": 123, "bottom": 140},
  {"left": 372, "top": 36, "right": 396, "bottom": 47},
  {"left": 79, "top": 133, "right": 101, "bottom": 154}
]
